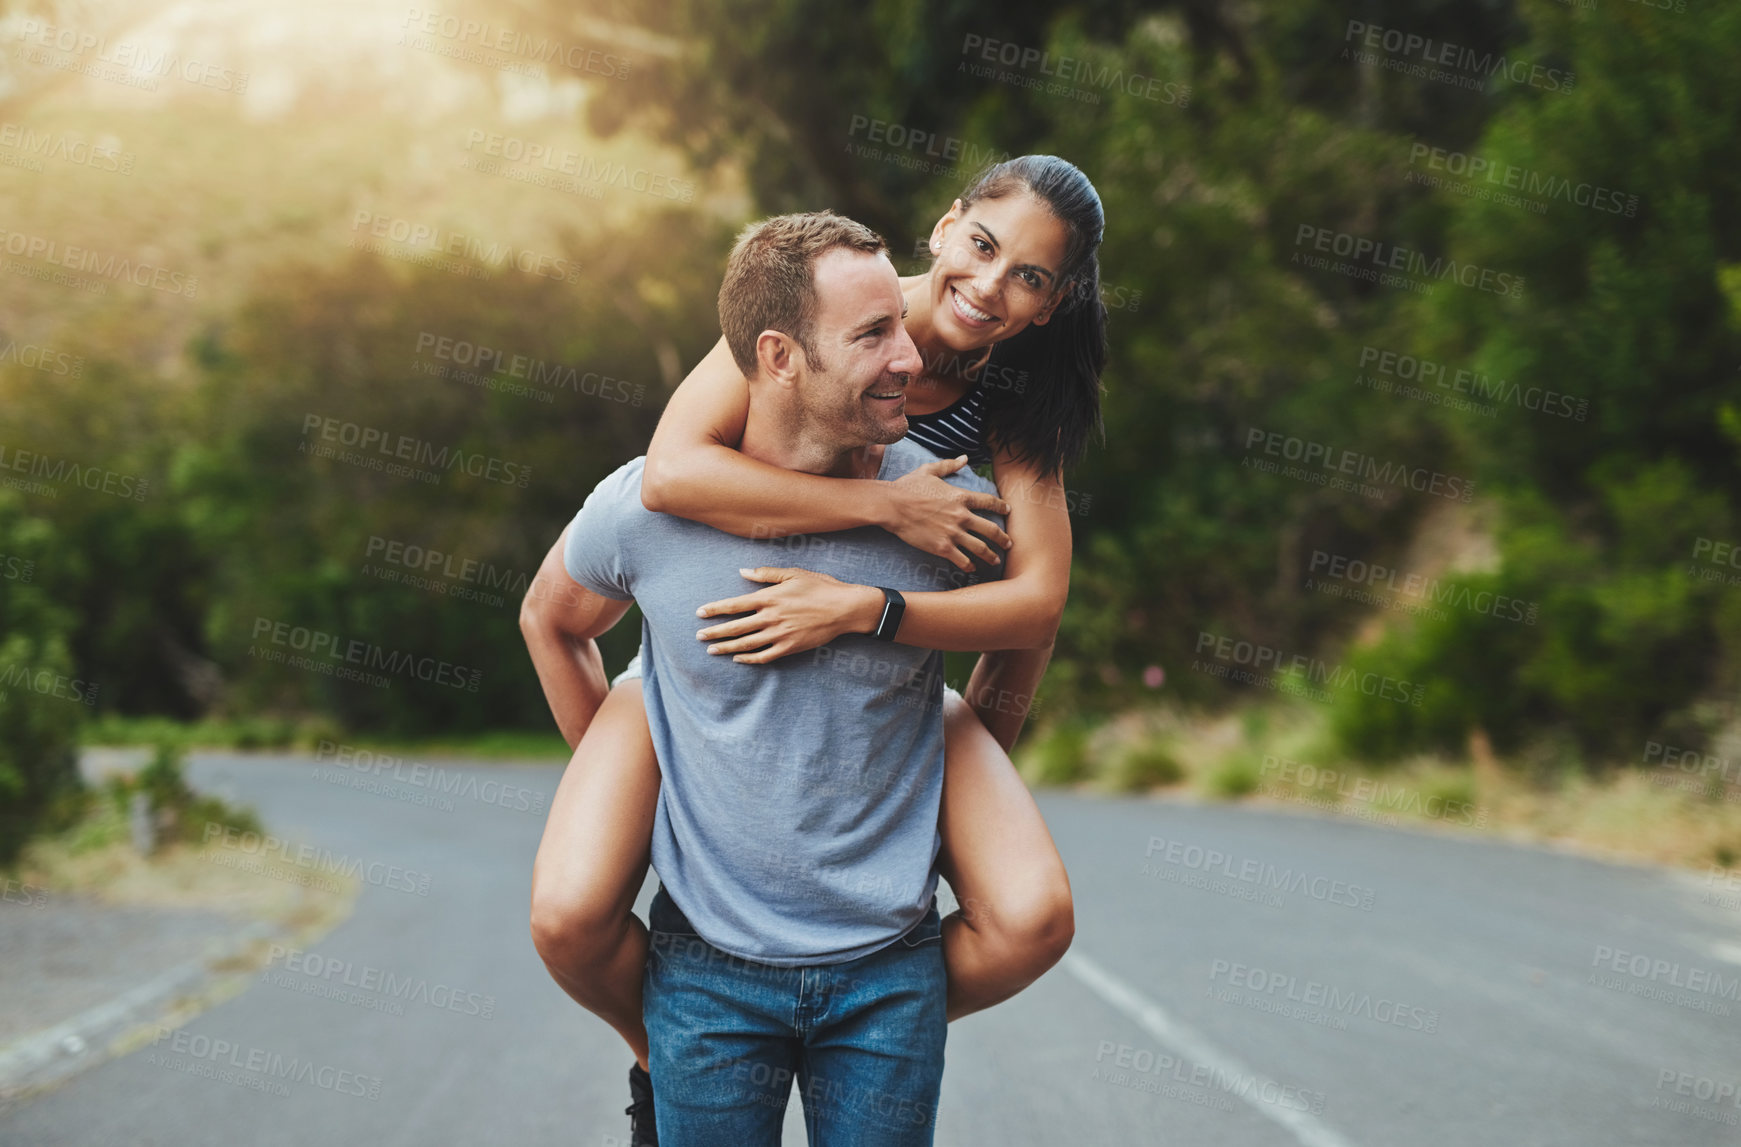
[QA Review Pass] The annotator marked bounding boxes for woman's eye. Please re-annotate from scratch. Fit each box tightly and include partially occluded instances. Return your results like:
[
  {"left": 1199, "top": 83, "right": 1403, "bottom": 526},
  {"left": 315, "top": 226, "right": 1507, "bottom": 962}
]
[{"left": 973, "top": 237, "right": 991, "bottom": 255}]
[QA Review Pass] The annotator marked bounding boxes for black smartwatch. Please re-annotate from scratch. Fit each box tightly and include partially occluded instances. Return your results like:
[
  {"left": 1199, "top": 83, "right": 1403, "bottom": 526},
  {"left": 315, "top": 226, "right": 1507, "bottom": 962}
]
[{"left": 871, "top": 586, "right": 906, "bottom": 641}]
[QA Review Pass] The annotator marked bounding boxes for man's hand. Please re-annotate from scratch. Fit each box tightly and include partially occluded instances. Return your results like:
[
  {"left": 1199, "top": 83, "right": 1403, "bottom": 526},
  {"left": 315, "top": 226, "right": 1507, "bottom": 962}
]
[
  {"left": 695, "top": 568, "right": 884, "bottom": 664},
  {"left": 880, "top": 456, "right": 1011, "bottom": 572}
]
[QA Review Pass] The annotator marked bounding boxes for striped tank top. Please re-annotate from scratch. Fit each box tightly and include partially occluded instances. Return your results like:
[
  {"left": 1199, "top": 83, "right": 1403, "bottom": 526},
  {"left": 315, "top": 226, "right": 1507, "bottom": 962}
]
[{"left": 904, "top": 384, "right": 991, "bottom": 468}]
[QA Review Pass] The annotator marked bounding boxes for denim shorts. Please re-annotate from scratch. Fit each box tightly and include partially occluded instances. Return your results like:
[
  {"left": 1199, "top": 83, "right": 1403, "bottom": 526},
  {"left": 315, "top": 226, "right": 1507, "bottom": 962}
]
[{"left": 642, "top": 886, "right": 947, "bottom": 1146}]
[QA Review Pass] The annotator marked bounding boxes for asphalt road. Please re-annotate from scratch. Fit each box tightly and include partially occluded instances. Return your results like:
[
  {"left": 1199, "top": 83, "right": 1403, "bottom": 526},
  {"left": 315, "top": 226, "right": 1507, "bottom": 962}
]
[{"left": 2, "top": 752, "right": 1738, "bottom": 1146}]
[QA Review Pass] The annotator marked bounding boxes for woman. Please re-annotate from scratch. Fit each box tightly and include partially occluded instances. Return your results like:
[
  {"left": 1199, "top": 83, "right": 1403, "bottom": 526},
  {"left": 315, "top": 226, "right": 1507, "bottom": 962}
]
[{"left": 528, "top": 154, "right": 1107, "bottom": 1135}]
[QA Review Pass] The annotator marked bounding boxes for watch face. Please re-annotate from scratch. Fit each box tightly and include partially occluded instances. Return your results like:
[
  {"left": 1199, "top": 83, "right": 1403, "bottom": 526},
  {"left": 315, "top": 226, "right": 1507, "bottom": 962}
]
[{"left": 875, "top": 589, "right": 900, "bottom": 640}]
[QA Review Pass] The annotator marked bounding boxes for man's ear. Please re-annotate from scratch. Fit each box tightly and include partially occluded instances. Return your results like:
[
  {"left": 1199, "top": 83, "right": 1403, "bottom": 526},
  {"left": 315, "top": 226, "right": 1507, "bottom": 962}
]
[{"left": 754, "top": 329, "right": 802, "bottom": 387}]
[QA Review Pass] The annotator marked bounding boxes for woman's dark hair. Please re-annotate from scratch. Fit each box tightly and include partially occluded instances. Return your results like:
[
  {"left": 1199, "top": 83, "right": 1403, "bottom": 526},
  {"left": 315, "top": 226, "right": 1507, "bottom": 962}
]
[{"left": 952, "top": 154, "right": 1108, "bottom": 482}]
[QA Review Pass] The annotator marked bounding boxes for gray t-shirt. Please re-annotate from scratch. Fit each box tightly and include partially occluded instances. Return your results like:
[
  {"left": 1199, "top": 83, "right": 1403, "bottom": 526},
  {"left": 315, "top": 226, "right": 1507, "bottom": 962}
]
[{"left": 563, "top": 437, "right": 1003, "bottom": 966}]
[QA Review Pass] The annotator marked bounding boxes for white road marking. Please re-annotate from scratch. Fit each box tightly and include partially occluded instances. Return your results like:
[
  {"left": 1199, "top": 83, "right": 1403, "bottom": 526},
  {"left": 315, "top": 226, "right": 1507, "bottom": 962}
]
[
  {"left": 1706, "top": 940, "right": 1741, "bottom": 966},
  {"left": 1062, "top": 951, "right": 1362, "bottom": 1147}
]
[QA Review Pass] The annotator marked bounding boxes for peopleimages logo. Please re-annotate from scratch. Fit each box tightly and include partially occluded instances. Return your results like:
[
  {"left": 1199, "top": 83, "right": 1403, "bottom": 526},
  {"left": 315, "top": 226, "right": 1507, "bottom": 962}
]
[
  {"left": 1307, "top": 548, "right": 1538, "bottom": 625},
  {"left": 364, "top": 534, "right": 530, "bottom": 598},
  {"left": 1089, "top": 1041, "right": 1327, "bottom": 1115},
  {"left": 398, "top": 8, "right": 631, "bottom": 79},
  {"left": 263, "top": 944, "right": 496, "bottom": 1020},
  {"left": 1260, "top": 753, "right": 1489, "bottom": 826},
  {"left": 1293, "top": 223, "right": 1523, "bottom": 298},
  {"left": 1208, "top": 958, "right": 1440, "bottom": 1032},
  {"left": 0, "top": 122, "right": 135, "bottom": 175},
  {"left": 845, "top": 116, "right": 1009, "bottom": 174},
  {"left": 460, "top": 131, "right": 693, "bottom": 202},
  {"left": 201, "top": 823, "right": 434, "bottom": 897},
  {"left": 412, "top": 332, "right": 643, "bottom": 405},
  {"left": 0, "top": 336, "right": 83, "bottom": 377},
  {"left": 1193, "top": 629, "right": 1425, "bottom": 709},
  {"left": 958, "top": 34, "right": 1190, "bottom": 106},
  {"left": 11, "top": 20, "right": 251, "bottom": 93},
  {"left": 0, "top": 228, "right": 197, "bottom": 297},
  {"left": 0, "top": 444, "right": 149, "bottom": 500},
  {"left": 299, "top": 414, "right": 532, "bottom": 487},
  {"left": 349, "top": 212, "right": 582, "bottom": 284},
  {"left": 1144, "top": 834, "right": 1378, "bottom": 911},
  {"left": 147, "top": 1028, "right": 381, "bottom": 1100},
  {"left": 1357, "top": 345, "right": 1587, "bottom": 422},
  {"left": 1589, "top": 944, "right": 1741, "bottom": 1009},
  {"left": 249, "top": 616, "right": 482, "bottom": 692},
  {"left": 313, "top": 740, "right": 547, "bottom": 814},
  {"left": 1406, "top": 144, "right": 1637, "bottom": 217},
  {"left": 0, "top": 663, "right": 100, "bottom": 706},
  {"left": 1341, "top": 21, "right": 1574, "bottom": 93},
  {"left": 1243, "top": 426, "right": 1475, "bottom": 503}
]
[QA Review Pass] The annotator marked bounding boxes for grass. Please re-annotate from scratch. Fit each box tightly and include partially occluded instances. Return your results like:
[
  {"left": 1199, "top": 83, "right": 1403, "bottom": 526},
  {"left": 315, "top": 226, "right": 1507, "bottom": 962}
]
[
  {"left": 1015, "top": 700, "right": 1741, "bottom": 874},
  {"left": 82, "top": 714, "right": 331, "bottom": 751},
  {"left": 11, "top": 779, "right": 354, "bottom": 930},
  {"left": 82, "top": 716, "right": 570, "bottom": 760},
  {"left": 341, "top": 728, "right": 571, "bottom": 760}
]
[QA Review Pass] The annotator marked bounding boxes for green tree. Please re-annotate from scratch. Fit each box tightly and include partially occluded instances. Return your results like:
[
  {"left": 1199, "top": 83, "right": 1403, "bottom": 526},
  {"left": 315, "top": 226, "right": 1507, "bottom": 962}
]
[
  {"left": 1330, "top": 3, "right": 1741, "bottom": 760},
  {"left": 0, "top": 495, "right": 83, "bottom": 862}
]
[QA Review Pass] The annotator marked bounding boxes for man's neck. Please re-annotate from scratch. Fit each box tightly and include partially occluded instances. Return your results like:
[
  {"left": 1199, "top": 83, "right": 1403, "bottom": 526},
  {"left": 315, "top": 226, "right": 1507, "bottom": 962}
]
[{"left": 740, "top": 402, "right": 884, "bottom": 480}]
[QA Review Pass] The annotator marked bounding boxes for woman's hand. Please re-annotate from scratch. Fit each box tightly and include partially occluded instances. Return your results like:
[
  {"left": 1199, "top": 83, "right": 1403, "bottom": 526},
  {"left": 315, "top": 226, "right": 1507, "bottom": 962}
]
[
  {"left": 881, "top": 456, "right": 1012, "bottom": 572},
  {"left": 695, "top": 568, "right": 885, "bottom": 663}
]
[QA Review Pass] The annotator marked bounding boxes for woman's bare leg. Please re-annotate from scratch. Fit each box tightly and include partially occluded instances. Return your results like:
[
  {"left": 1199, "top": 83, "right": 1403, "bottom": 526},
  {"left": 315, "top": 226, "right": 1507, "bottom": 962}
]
[
  {"left": 529, "top": 680, "right": 661, "bottom": 1068},
  {"left": 936, "top": 690, "right": 1075, "bottom": 1021}
]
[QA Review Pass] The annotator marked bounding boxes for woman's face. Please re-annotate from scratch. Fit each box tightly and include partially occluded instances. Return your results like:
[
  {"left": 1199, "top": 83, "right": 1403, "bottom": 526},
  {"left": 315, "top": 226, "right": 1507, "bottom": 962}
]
[{"left": 925, "top": 192, "right": 1073, "bottom": 352}]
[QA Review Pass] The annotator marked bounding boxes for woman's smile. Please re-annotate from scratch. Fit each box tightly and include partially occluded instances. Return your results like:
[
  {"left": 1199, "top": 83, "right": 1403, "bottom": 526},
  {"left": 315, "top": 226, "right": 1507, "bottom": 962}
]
[{"left": 949, "top": 284, "right": 1000, "bottom": 327}]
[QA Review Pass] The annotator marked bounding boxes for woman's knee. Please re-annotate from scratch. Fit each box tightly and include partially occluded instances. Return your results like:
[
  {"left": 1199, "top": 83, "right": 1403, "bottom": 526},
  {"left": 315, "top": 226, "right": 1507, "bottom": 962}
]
[
  {"left": 529, "top": 882, "right": 623, "bottom": 970},
  {"left": 973, "top": 868, "right": 1075, "bottom": 969}
]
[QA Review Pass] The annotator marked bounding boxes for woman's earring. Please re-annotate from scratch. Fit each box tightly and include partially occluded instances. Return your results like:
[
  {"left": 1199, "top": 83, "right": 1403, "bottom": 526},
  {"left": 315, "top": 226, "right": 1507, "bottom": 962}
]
[{"left": 930, "top": 239, "right": 940, "bottom": 251}]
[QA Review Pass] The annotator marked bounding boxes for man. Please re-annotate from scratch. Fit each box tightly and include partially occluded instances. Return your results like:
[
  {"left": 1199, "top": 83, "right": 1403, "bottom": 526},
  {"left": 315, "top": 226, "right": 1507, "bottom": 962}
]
[{"left": 522, "top": 212, "right": 1004, "bottom": 1145}]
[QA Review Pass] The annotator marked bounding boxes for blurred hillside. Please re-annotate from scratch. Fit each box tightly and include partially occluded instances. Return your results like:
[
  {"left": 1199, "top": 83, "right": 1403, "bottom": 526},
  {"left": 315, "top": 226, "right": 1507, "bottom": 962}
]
[
  {"left": 0, "top": 0, "right": 734, "bottom": 364},
  {"left": 4, "top": 0, "right": 1741, "bottom": 862}
]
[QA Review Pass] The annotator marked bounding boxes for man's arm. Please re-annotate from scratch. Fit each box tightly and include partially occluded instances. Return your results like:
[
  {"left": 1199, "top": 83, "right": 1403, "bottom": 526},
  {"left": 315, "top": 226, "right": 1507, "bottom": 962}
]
[{"left": 519, "top": 522, "right": 635, "bottom": 749}]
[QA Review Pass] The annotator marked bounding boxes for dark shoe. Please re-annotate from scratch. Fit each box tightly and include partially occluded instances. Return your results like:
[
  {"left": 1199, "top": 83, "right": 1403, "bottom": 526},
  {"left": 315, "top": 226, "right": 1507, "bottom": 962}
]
[{"left": 626, "top": 1062, "right": 659, "bottom": 1146}]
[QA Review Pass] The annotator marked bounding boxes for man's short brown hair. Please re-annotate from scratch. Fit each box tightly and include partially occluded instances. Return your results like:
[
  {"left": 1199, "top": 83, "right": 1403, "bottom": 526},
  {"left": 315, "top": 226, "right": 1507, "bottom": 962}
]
[{"left": 718, "top": 211, "right": 888, "bottom": 375}]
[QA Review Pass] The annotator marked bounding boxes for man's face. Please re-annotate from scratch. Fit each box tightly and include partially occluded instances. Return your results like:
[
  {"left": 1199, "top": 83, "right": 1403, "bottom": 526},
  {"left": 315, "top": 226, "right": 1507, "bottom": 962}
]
[{"left": 795, "top": 249, "right": 922, "bottom": 448}]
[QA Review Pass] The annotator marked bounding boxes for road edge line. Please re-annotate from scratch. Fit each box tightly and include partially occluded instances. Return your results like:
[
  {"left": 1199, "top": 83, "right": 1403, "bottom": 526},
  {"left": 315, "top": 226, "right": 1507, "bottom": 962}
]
[{"left": 1061, "top": 950, "right": 1361, "bottom": 1147}]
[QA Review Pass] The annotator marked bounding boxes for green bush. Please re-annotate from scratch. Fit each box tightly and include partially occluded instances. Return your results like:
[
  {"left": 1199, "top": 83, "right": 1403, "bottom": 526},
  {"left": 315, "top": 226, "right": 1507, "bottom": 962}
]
[
  {"left": 1020, "top": 718, "right": 1095, "bottom": 787},
  {"left": 1109, "top": 742, "right": 1184, "bottom": 792},
  {"left": 100, "top": 738, "right": 261, "bottom": 851},
  {"left": 1204, "top": 753, "right": 1263, "bottom": 799},
  {"left": 1331, "top": 470, "right": 1720, "bottom": 763}
]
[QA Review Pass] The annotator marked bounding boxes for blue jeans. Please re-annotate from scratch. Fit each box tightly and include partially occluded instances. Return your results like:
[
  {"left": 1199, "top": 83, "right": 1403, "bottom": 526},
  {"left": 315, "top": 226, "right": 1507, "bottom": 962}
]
[{"left": 642, "top": 886, "right": 947, "bottom": 1146}]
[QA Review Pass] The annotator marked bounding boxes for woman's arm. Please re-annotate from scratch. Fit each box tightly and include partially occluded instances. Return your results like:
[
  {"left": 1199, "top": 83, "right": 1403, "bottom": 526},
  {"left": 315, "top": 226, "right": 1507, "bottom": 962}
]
[
  {"left": 874, "top": 451, "right": 1071, "bottom": 651},
  {"left": 692, "top": 450, "right": 1073, "bottom": 751},
  {"left": 641, "top": 336, "right": 1010, "bottom": 570},
  {"left": 887, "top": 453, "right": 1072, "bottom": 750},
  {"left": 963, "top": 642, "right": 1054, "bottom": 753},
  {"left": 696, "top": 450, "right": 1071, "bottom": 656}
]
